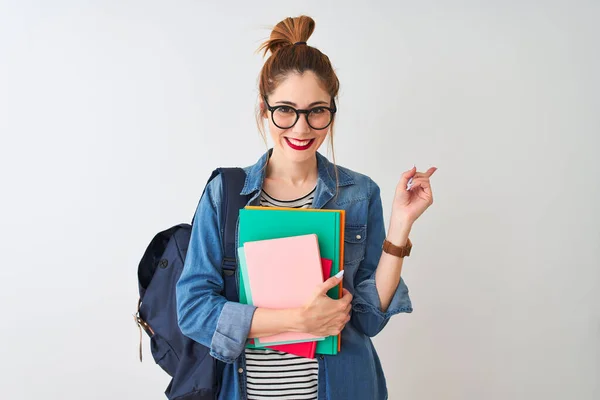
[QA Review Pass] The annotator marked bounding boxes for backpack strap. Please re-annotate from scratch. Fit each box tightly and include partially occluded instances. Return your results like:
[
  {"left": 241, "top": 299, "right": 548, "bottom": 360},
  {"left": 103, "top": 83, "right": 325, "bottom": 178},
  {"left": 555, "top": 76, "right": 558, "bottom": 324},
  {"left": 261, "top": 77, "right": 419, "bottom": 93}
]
[
  {"left": 188, "top": 167, "right": 248, "bottom": 390},
  {"left": 218, "top": 167, "right": 249, "bottom": 302},
  {"left": 190, "top": 168, "right": 222, "bottom": 227},
  {"left": 190, "top": 167, "right": 249, "bottom": 302}
]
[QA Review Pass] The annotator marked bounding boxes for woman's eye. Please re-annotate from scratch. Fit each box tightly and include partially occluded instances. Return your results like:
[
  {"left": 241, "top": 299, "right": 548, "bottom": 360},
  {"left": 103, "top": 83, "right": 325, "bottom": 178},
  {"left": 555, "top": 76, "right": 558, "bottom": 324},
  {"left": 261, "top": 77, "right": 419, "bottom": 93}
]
[
  {"left": 278, "top": 106, "right": 294, "bottom": 114},
  {"left": 311, "top": 107, "right": 326, "bottom": 114}
]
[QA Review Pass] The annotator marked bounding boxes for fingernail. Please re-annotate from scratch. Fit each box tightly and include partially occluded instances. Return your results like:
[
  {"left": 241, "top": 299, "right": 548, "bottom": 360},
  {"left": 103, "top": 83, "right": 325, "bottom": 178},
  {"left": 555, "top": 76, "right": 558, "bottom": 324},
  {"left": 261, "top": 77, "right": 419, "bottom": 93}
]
[{"left": 335, "top": 270, "right": 344, "bottom": 279}]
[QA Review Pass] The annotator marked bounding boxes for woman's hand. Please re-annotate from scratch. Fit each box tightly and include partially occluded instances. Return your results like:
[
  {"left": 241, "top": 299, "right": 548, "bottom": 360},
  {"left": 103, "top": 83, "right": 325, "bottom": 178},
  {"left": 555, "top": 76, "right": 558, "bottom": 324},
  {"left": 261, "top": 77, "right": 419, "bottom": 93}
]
[
  {"left": 297, "top": 273, "right": 352, "bottom": 337},
  {"left": 392, "top": 165, "right": 437, "bottom": 226}
]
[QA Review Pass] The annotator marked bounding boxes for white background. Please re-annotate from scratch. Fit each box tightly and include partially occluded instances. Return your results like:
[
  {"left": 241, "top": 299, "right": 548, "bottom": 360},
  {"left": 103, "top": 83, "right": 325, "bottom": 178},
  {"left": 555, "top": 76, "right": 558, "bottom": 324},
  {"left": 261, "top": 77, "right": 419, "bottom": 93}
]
[{"left": 1, "top": 1, "right": 598, "bottom": 399}]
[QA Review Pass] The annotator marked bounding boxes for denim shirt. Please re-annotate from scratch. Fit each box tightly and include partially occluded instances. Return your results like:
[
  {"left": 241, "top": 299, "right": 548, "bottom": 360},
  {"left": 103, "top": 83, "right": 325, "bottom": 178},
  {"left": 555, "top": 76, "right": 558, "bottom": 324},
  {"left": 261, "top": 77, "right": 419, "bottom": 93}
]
[{"left": 176, "top": 150, "right": 413, "bottom": 400}]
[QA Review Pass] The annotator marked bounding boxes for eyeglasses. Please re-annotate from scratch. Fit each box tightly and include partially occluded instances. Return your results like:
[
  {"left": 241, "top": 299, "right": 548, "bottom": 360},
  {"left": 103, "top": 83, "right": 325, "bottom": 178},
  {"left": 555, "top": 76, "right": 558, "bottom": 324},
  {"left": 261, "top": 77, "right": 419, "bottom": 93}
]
[{"left": 263, "top": 96, "right": 337, "bottom": 130}]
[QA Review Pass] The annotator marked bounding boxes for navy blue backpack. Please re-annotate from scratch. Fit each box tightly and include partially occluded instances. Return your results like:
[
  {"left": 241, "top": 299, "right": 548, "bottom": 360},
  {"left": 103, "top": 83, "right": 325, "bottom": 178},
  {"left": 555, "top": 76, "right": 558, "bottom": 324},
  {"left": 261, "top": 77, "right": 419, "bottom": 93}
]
[{"left": 135, "top": 167, "right": 249, "bottom": 400}]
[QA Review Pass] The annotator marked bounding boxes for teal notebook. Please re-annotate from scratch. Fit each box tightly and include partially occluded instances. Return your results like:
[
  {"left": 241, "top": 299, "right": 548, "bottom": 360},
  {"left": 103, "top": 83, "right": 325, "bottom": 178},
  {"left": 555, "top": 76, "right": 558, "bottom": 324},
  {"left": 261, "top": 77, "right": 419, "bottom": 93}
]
[{"left": 238, "top": 207, "right": 340, "bottom": 355}]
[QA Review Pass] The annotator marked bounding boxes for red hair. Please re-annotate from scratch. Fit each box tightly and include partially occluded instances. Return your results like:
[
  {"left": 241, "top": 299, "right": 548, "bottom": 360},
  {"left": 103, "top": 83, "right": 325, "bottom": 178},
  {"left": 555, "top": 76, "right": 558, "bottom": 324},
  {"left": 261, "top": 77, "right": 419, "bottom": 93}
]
[{"left": 255, "top": 16, "right": 340, "bottom": 183}]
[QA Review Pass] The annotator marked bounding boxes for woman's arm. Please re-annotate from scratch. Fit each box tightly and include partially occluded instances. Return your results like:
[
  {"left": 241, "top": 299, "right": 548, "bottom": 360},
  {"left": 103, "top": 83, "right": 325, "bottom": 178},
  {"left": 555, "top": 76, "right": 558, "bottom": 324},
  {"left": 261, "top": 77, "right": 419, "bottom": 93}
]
[
  {"left": 248, "top": 273, "right": 351, "bottom": 338},
  {"left": 375, "top": 220, "right": 412, "bottom": 312},
  {"left": 248, "top": 308, "right": 302, "bottom": 338},
  {"left": 376, "top": 165, "right": 436, "bottom": 311},
  {"left": 349, "top": 180, "right": 413, "bottom": 337},
  {"left": 176, "top": 176, "right": 256, "bottom": 364}
]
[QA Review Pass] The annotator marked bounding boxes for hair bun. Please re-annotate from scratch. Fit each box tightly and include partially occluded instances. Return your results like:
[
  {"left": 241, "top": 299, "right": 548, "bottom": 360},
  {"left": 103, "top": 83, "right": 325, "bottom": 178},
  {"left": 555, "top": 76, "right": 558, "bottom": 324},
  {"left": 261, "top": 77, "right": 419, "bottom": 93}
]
[{"left": 258, "top": 15, "right": 315, "bottom": 57}]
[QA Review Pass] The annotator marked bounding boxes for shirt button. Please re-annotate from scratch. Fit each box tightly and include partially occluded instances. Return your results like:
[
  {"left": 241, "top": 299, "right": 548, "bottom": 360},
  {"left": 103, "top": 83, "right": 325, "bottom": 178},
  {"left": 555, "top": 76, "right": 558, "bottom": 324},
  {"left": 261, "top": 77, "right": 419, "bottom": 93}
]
[
  {"left": 238, "top": 368, "right": 243, "bottom": 373},
  {"left": 356, "top": 235, "right": 361, "bottom": 240}
]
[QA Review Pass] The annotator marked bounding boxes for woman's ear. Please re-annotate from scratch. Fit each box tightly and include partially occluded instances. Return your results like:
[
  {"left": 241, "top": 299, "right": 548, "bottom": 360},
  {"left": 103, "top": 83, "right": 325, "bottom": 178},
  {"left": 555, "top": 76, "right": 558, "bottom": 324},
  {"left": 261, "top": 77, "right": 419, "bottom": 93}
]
[{"left": 259, "top": 100, "right": 267, "bottom": 118}]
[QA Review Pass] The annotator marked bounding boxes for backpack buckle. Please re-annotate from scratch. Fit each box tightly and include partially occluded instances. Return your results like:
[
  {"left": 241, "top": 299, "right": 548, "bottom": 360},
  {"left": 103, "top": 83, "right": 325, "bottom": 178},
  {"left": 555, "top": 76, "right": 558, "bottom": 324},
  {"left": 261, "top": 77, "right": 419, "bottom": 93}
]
[
  {"left": 134, "top": 313, "right": 154, "bottom": 337},
  {"left": 222, "top": 257, "right": 237, "bottom": 277},
  {"left": 134, "top": 299, "right": 155, "bottom": 363}
]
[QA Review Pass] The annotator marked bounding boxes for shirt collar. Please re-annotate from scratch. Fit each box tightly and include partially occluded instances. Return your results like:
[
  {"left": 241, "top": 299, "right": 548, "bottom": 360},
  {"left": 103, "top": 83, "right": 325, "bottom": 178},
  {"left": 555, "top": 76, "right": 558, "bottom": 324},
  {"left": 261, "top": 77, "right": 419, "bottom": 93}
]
[{"left": 240, "top": 148, "right": 354, "bottom": 197}]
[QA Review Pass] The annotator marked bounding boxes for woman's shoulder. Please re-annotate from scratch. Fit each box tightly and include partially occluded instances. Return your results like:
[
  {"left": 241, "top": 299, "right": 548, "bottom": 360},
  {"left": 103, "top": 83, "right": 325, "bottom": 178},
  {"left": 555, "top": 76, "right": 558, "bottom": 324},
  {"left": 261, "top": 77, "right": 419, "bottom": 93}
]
[
  {"left": 201, "top": 172, "right": 224, "bottom": 209},
  {"left": 202, "top": 167, "right": 249, "bottom": 209}
]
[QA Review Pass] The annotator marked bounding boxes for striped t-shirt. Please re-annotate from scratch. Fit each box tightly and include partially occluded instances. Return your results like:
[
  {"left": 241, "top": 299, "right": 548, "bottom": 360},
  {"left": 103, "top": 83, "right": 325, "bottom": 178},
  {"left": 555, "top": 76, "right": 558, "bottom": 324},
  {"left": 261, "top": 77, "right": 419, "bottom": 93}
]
[
  {"left": 245, "top": 186, "right": 318, "bottom": 400},
  {"left": 259, "top": 187, "right": 315, "bottom": 209}
]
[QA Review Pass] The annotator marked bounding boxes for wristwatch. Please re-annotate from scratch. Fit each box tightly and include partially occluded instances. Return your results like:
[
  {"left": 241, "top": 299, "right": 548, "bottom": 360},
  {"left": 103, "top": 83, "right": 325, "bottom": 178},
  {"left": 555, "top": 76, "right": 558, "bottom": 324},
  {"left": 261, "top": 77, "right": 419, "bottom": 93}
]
[{"left": 382, "top": 237, "right": 412, "bottom": 258}]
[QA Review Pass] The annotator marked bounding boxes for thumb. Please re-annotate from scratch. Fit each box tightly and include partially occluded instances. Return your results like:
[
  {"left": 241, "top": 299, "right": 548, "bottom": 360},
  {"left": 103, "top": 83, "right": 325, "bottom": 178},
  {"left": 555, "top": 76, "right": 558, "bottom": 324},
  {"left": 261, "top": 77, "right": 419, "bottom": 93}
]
[{"left": 316, "top": 270, "right": 344, "bottom": 295}]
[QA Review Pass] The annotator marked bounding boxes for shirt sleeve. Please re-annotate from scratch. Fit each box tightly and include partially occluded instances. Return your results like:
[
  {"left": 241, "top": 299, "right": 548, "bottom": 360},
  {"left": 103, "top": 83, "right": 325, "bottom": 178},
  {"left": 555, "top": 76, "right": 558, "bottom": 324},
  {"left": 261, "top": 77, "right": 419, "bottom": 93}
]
[
  {"left": 176, "top": 175, "right": 256, "bottom": 363},
  {"left": 350, "top": 180, "right": 413, "bottom": 337}
]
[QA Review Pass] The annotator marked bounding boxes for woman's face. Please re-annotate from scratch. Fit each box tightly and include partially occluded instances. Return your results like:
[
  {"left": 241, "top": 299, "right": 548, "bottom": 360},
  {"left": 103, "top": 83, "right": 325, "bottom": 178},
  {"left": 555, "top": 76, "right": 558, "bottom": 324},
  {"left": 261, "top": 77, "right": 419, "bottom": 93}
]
[{"left": 262, "top": 71, "right": 333, "bottom": 164}]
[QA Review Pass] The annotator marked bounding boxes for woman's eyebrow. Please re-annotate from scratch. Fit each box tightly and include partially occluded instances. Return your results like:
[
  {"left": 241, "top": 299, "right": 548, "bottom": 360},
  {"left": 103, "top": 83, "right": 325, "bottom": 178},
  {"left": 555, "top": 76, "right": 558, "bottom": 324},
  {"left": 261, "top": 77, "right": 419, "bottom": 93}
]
[{"left": 275, "top": 100, "right": 329, "bottom": 107}]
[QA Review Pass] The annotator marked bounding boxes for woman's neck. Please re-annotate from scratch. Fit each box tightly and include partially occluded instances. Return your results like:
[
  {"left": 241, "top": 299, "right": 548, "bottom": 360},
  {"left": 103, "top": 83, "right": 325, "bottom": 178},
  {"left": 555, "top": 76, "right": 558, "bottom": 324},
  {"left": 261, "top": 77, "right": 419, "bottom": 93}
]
[{"left": 265, "top": 148, "right": 318, "bottom": 188}]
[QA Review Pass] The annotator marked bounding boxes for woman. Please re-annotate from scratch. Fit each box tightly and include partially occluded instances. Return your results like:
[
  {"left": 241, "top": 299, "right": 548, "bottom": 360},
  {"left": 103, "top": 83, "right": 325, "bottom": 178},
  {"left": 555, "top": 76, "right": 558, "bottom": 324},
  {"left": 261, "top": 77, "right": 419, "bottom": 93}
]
[{"left": 176, "top": 15, "right": 437, "bottom": 400}]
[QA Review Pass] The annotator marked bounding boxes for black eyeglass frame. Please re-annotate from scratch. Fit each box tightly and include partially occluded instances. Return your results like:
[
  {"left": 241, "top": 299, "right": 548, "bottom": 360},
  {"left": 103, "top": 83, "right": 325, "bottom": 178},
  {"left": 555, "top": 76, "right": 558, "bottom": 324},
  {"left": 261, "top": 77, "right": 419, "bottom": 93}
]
[{"left": 262, "top": 95, "right": 337, "bottom": 130}]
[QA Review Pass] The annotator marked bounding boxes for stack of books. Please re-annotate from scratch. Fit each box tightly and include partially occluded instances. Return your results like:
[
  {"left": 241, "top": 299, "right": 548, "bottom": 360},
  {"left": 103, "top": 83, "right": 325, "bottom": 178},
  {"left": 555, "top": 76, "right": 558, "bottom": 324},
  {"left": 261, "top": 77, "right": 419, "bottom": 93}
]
[{"left": 237, "top": 206, "right": 346, "bottom": 358}]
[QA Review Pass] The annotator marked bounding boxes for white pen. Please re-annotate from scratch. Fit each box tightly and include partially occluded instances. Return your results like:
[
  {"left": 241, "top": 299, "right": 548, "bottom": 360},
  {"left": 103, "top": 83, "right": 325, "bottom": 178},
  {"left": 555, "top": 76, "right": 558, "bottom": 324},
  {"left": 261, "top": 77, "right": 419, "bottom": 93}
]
[{"left": 407, "top": 165, "right": 415, "bottom": 190}]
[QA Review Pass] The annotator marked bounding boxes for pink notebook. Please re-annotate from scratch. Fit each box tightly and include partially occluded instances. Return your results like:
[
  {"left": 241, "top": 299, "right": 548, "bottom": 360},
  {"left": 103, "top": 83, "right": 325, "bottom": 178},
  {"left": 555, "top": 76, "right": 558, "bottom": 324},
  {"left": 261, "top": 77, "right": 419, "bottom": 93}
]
[
  {"left": 249, "top": 257, "right": 333, "bottom": 358},
  {"left": 243, "top": 234, "right": 324, "bottom": 345}
]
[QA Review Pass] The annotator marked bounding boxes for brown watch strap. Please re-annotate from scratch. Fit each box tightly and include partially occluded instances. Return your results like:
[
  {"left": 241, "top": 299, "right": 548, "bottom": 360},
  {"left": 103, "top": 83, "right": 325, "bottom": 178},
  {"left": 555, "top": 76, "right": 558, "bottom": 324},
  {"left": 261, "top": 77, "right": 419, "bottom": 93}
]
[{"left": 382, "top": 237, "right": 412, "bottom": 258}]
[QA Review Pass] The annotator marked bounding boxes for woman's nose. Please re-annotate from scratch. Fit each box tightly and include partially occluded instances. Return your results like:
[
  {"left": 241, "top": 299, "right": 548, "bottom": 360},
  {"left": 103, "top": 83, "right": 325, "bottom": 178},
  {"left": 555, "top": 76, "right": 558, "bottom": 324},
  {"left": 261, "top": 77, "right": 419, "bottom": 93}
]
[{"left": 292, "top": 113, "right": 311, "bottom": 134}]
